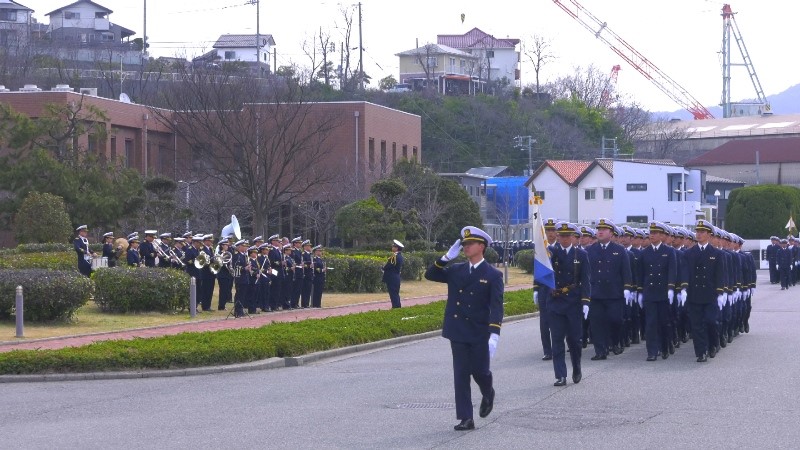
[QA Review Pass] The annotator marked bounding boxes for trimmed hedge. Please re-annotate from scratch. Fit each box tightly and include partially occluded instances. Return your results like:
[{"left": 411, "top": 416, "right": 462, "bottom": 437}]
[
  {"left": 0, "top": 289, "right": 536, "bottom": 374},
  {"left": 93, "top": 267, "right": 190, "bottom": 313},
  {"left": 324, "top": 255, "right": 385, "bottom": 293},
  {"left": 0, "top": 243, "right": 103, "bottom": 255},
  {"left": 0, "top": 251, "right": 75, "bottom": 271},
  {"left": 515, "top": 249, "right": 534, "bottom": 274},
  {"left": 0, "top": 270, "right": 93, "bottom": 321}
]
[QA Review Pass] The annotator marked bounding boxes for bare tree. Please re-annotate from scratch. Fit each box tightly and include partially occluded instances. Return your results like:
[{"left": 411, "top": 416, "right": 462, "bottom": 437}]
[
  {"left": 151, "top": 66, "right": 343, "bottom": 236},
  {"left": 639, "top": 117, "right": 692, "bottom": 160},
  {"left": 547, "top": 64, "right": 612, "bottom": 110},
  {"left": 412, "top": 44, "right": 439, "bottom": 92},
  {"left": 523, "top": 34, "right": 556, "bottom": 96},
  {"left": 415, "top": 185, "right": 447, "bottom": 246}
]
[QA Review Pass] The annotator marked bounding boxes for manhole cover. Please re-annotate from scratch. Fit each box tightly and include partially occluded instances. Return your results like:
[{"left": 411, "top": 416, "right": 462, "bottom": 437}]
[
  {"left": 499, "top": 407, "right": 658, "bottom": 431},
  {"left": 388, "top": 402, "right": 456, "bottom": 410}
]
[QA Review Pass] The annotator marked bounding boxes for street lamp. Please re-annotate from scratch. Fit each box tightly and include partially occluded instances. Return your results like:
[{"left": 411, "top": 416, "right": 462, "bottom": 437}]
[
  {"left": 177, "top": 180, "right": 198, "bottom": 233},
  {"left": 714, "top": 189, "right": 721, "bottom": 227},
  {"left": 673, "top": 186, "right": 694, "bottom": 228}
]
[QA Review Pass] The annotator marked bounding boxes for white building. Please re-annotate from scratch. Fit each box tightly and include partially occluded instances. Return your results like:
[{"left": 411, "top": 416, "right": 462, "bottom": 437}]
[
  {"left": 0, "top": 0, "right": 32, "bottom": 47},
  {"left": 45, "top": 0, "right": 134, "bottom": 45},
  {"left": 193, "top": 34, "right": 275, "bottom": 74},
  {"left": 437, "top": 27, "right": 520, "bottom": 88},
  {"left": 526, "top": 159, "right": 705, "bottom": 227}
]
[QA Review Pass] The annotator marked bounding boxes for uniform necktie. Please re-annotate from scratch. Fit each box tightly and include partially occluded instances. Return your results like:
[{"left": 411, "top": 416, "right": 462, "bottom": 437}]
[{"left": 469, "top": 265, "right": 473, "bottom": 274}]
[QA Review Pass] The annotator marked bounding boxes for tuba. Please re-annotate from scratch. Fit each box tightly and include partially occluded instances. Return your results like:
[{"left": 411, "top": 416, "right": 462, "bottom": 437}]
[{"left": 195, "top": 251, "right": 211, "bottom": 269}]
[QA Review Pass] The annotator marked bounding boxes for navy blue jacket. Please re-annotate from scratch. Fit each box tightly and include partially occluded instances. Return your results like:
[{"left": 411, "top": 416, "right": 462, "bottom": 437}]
[
  {"left": 74, "top": 236, "right": 93, "bottom": 273},
  {"left": 183, "top": 245, "right": 201, "bottom": 279},
  {"left": 313, "top": 255, "right": 326, "bottom": 284},
  {"left": 382, "top": 252, "right": 403, "bottom": 285},
  {"left": 127, "top": 247, "right": 141, "bottom": 267},
  {"left": 549, "top": 245, "right": 591, "bottom": 312},
  {"left": 638, "top": 243, "right": 677, "bottom": 302},
  {"left": 425, "top": 258, "right": 504, "bottom": 343},
  {"left": 139, "top": 240, "right": 157, "bottom": 267},
  {"left": 777, "top": 247, "right": 793, "bottom": 268},
  {"left": 586, "top": 241, "right": 632, "bottom": 299},
  {"left": 766, "top": 244, "right": 779, "bottom": 263},
  {"left": 684, "top": 244, "right": 725, "bottom": 304},
  {"left": 291, "top": 248, "right": 304, "bottom": 280}
]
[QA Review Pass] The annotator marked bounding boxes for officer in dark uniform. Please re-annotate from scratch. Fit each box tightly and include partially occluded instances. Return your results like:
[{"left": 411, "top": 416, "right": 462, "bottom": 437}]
[
  {"left": 312, "top": 245, "right": 326, "bottom": 308},
  {"left": 638, "top": 221, "right": 677, "bottom": 361},
  {"left": 282, "top": 244, "right": 296, "bottom": 309},
  {"left": 290, "top": 237, "right": 304, "bottom": 308},
  {"left": 777, "top": 238, "right": 792, "bottom": 290},
  {"left": 171, "top": 237, "right": 186, "bottom": 270},
  {"left": 619, "top": 225, "right": 640, "bottom": 346},
  {"left": 157, "top": 233, "right": 173, "bottom": 268},
  {"left": 300, "top": 240, "right": 315, "bottom": 308},
  {"left": 382, "top": 239, "right": 405, "bottom": 308},
  {"left": 232, "top": 240, "right": 251, "bottom": 317},
  {"left": 425, "top": 226, "right": 503, "bottom": 431},
  {"left": 139, "top": 230, "right": 158, "bottom": 267},
  {"left": 199, "top": 234, "right": 216, "bottom": 312},
  {"left": 183, "top": 235, "right": 203, "bottom": 292},
  {"left": 268, "top": 235, "right": 284, "bottom": 311},
  {"left": 256, "top": 243, "right": 271, "bottom": 312},
  {"left": 534, "top": 218, "right": 559, "bottom": 361},
  {"left": 548, "top": 222, "right": 591, "bottom": 387},
  {"left": 586, "top": 218, "right": 631, "bottom": 360},
  {"left": 216, "top": 240, "right": 235, "bottom": 311},
  {"left": 766, "top": 236, "right": 780, "bottom": 284},
  {"left": 684, "top": 220, "right": 726, "bottom": 362},
  {"left": 126, "top": 235, "right": 141, "bottom": 267}
]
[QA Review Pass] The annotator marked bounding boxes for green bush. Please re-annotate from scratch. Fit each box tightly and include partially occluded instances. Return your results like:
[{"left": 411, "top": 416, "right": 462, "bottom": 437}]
[
  {"left": 0, "top": 270, "right": 93, "bottom": 321},
  {"left": 515, "top": 249, "right": 534, "bottom": 274},
  {"left": 13, "top": 192, "right": 73, "bottom": 244},
  {"left": 93, "top": 267, "right": 190, "bottom": 313},
  {"left": 727, "top": 184, "right": 800, "bottom": 238},
  {"left": 11, "top": 242, "right": 103, "bottom": 254},
  {"left": 0, "top": 251, "right": 75, "bottom": 270},
  {"left": 324, "top": 255, "right": 385, "bottom": 293},
  {"left": 0, "top": 289, "right": 537, "bottom": 374}
]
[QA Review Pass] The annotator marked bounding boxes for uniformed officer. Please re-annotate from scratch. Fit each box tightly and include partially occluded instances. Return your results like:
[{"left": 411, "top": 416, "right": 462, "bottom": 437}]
[
  {"left": 638, "top": 221, "right": 677, "bottom": 361},
  {"left": 382, "top": 239, "right": 405, "bottom": 308},
  {"left": 268, "top": 235, "right": 284, "bottom": 311},
  {"left": 534, "top": 218, "right": 559, "bottom": 361},
  {"left": 232, "top": 240, "right": 251, "bottom": 318},
  {"left": 73, "top": 225, "right": 96, "bottom": 277},
  {"left": 140, "top": 230, "right": 158, "bottom": 267},
  {"left": 777, "top": 238, "right": 792, "bottom": 290},
  {"left": 157, "top": 233, "right": 173, "bottom": 268},
  {"left": 172, "top": 237, "right": 186, "bottom": 269},
  {"left": 311, "top": 245, "right": 326, "bottom": 308},
  {"left": 683, "top": 220, "right": 726, "bottom": 362},
  {"left": 766, "top": 236, "right": 780, "bottom": 284},
  {"left": 300, "top": 240, "right": 315, "bottom": 308},
  {"left": 256, "top": 243, "right": 272, "bottom": 312},
  {"left": 126, "top": 235, "right": 141, "bottom": 267},
  {"left": 183, "top": 235, "right": 203, "bottom": 296},
  {"left": 586, "top": 218, "right": 632, "bottom": 360},
  {"left": 290, "top": 237, "right": 304, "bottom": 308},
  {"left": 425, "top": 226, "right": 503, "bottom": 431},
  {"left": 216, "top": 240, "right": 234, "bottom": 311},
  {"left": 199, "top": 234, "right": 216, "bottom": 312},
  {"left": 282, "top": 244, "right": 296, "bottom": 310},
  {"left": 548, "top": 222, "right": 591, "bottom": 387}
]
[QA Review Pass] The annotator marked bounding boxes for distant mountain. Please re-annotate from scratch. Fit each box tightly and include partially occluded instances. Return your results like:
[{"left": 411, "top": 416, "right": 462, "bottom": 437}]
[{"left": 652, "top": 83, "right": 800, "bottom": 120}]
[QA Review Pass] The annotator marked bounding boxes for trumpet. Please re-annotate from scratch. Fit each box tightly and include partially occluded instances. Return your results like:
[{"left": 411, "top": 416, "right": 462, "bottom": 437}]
[{"left": 195, "top": 251, "right": 211, "bottom": 269}]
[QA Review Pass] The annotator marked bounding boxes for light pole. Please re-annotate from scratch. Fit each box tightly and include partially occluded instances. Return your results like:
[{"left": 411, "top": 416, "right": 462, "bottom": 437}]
[
  {"left": 714, "top": 189, "right": 721, "bottom": 227},
  {"left": 177, "top": 180, "right": 198, "bottom": 233},
  {"left": 673, "top": 186, "right": 694, "bottom": 228}
]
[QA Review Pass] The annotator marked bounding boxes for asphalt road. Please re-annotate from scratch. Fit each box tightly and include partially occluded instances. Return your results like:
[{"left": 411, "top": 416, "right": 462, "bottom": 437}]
[{"left": 3, "top": 271, "right": 798, "bottom": 449}]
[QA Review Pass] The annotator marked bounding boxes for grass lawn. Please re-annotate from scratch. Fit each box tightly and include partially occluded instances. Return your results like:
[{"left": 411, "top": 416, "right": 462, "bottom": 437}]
[{"left": 0, "top": 266, "right": 531, "bottom": 342}]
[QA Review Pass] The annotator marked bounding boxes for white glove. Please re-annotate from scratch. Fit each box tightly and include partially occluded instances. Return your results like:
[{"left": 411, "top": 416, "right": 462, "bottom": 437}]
[
  {"left": 623, "top": 289, "right": 631, "bottom": 302},
  {"left": 680, "top": 289, "right": 687, "bottom": 306},
  {"left": 488, "top": 333, "right": 499, "bottom": 359},
  {"left": 717, "top": 294, "right": 725, "bottom": 310},
  {"left": 534, "top": 291, "right": 539, "bottom": 305},
  {"left": 637, "top": 293, "right": 643, "bottom": 308},
  {"left": 583, "top": 304, "right": 589, "bottom": 319},
  {"left": 750, "top": 287, "right": 755, "bottom": 299},
  {"left": 442, "top": 239, "right": 462, "bottom": 262},
  {"left": 777, "top": 265, "right": 780, "bottom": 270},
  {"left": 668, "top": 289, "right": 674, "bottom": 304}
]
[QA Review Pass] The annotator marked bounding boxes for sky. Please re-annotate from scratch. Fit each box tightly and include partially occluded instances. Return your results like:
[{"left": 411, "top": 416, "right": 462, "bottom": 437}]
[{"left": 31, "top": 0, "right": 800, "bottom": 114}]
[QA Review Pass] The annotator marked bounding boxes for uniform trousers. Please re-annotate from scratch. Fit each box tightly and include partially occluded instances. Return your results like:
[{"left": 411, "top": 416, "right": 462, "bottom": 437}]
[
  {"left": 386, "top": 280, "right": 401, "bottom": 308},
  {"left": 281, "top": 277, "right": 293, "bottom": 309},
  {"left": 687, "top": 302, "right": 720, "bottom": 357},
  {"left": 450, "top": 340, "right": 493, "bottom": 421},
  {"left": 538, "top": 291, "right": 552, "bottom": 357},
  {"left": 644, "top": 301, "right": 671, "bottom": 357},
  {"left": 549, "top": 303, "right": 582, "bottom": 379},
  {"left": 217, "top": 278, "right": 233, "bottom": 310},
  {"left": 312, "top": 280, "right": 324, "bottom": 308},
  {"left": 269, "top": 277, "right": 283, "bottom": 310},
  {"left": 721, "top": 300, "right": 733, "bottom": 341},
  {"left": 292, "top": 275, "right": 303, "bottom": 308},
  {"left": 301, "top": 277, "right": 313, "bottom": 308},
  {"left": 780, "top": 267, "right": 791, "bottom": 289},
  {"left": 589, "top": 297, "right": 623, "bottom": 356},
  {"left": 630, "top": 301, "right": 643, "bottom": 341},
  {"left": 201, "top": 275, "right": 216, "bottom": 311},
  {"left": 233, "top": 283, "right": 249, "bottom": 316},
  {"left": 257, "top": 281, "right": 270, "bottom": 311},
  {"left": 769, "top": 261, "right": 778, "bottom": 283}
]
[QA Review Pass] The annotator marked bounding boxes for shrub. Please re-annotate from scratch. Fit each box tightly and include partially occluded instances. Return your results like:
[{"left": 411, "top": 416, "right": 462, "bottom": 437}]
[
  {"left": 13, "top": 192, "right": 73, "bottom": 244},
  {"left": 0, "top": 252, "right": 75, "bottom": 270},
  {"left": 93, "top": 267, "right": 190, "bottom": 313},
  {"left": 515, "top": 249, "right": 534, "bottom": 274},
  {"left": 323, "top": 255, "right": 385, "bottom": 293},
  {"left": 0, "top": 270, "right": 93, "bottom": 321},
  {"left": 12, "top": 242, "right": 103, "bottom": 254}
]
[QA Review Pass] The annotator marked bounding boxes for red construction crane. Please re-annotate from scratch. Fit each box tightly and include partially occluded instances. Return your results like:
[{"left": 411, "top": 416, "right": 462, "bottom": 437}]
[
  {"left": 600, "top": 64, "right": 621, "bottom": 108},
  {"left": 553, "top": 0, "right": 714, "bottom": 119}
]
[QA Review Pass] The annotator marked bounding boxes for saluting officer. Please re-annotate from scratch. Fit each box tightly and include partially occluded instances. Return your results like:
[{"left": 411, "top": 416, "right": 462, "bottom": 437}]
[
  {"left": 425, "top": 226, "right": 503, "bottom": 431},
  {"left": 586, "top": 219, "right": 631, "bottom": 360},
  {"left": 382, "top": 240, "right": 405, "bottom": 309},
  {"left": 74, "top": 225, "right": 96, "bottom": 277},
  {"left": 638, "top": 221, "right": 678, "bottom": 361},
  {"left": 548, "top": 222, "right": 591, "bottom": 387},
  {"left": 684, "top": 220, "right": 726, "bottom": 362},
  {"left": 311, "top": 245, "right": 326, "bottom": 308}
]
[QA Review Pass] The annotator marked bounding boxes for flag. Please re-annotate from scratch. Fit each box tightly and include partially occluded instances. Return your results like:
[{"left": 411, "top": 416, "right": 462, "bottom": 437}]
[
  {"left": 530, "top": 194, "right": 555, "bottom": 289},
  {"left": 786, "top": 216, "right": 796, "bottom": 231}
]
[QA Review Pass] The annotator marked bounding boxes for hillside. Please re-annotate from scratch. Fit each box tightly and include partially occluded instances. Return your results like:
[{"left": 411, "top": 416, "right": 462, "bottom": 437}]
[{"left": 655, "top": 82, "right": 800, "bottom": 120}]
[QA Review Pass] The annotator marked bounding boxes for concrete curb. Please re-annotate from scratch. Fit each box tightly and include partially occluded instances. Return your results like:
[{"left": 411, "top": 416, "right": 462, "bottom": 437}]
[{"left": 0, "top": 312, "right": 538, "bottom": 384}]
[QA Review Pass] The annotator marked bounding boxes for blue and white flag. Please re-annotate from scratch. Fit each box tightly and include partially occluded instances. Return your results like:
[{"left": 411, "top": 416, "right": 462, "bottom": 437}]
[{"left": 530, "top": 194, "right": 555, "bottom": 289}]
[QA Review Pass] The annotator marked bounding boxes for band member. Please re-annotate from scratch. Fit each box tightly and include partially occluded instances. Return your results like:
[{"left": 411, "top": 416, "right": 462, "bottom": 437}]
[
  {"left": 301, "top": 240, "right": 315, "bottom": 308},
  {"left": 424, "top": 226, "right": 503, "bottom": 431},
  {"left": 200, "top": 234, "right": 216, "bottom": 312},
  {"left": 232, "top": 240, "right": 251, "bottom": 318},
  {"left": 171, "top": 237, "right": 186, "bottom": 269},
  {"left": 158, "top": 233, "right": 173, "bottom": 268},
  {"left": 101, "top": 232, "right": 119, "bottom": 268},
  {"left": 312, "top": 245, "right": 326, "bottom": 308},
  {"left": 247, "top": 246, "right": 260, "bottom": 314},
  {"left": 268, "top": 235, "right": 284, "bottom": 311},
  {"left": 138, "top": 230, "right": 158, "bottom": 267},
  {"left": 126, "top": 235, "right": 142, "bottom": 267},
  {"left": 282, "top": 244, "right": 296, "bottom": 310},
  {"left": 183, "top": 234, "right": 204, "bottom": 296},
  {"left": 216, "top": 240, "right": 234, "bottom": 311},
  {"left": 74, "top": 225, "right": 96, "bottom": 277},
  {"left": 291, "top": 237, "right": 304, "bottom": 308},
  {"left": 257, "top": 243, "right": 272, "bottom": 312},
  {"left": 382, "top": 240, "right": 404, "bottom": 308}
]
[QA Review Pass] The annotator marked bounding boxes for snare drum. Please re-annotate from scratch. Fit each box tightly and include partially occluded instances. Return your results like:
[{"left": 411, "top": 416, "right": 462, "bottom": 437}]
[{"left": 91, "top": 256, "right": 108, "bottom": 270}]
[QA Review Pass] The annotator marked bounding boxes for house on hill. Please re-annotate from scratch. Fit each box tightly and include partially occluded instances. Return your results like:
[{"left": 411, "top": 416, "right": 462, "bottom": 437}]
[{"left": 193, "top": 34, "right": 275, "bottom": 74}]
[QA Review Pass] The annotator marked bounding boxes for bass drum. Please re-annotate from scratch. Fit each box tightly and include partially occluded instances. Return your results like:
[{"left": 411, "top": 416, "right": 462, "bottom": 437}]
[{"left": 91, "top": 256, "right": 108, "bottom": 270}]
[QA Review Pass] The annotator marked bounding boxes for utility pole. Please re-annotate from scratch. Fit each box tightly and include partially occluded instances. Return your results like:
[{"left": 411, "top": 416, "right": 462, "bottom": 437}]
[
  {"left": 358, "top": 2, "right": 364, "bottom": 91},
  {"left": 142, "top": 0, "right": 147, "bottom": 57},
  {"left": 514, "top": 135, "right": 535, "bottom": 176}
]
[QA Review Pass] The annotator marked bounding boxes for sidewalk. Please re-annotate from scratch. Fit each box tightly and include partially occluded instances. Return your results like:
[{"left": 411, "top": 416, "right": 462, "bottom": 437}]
[{"left": 0, "top": 284, "right": 531, "bottom": 353}]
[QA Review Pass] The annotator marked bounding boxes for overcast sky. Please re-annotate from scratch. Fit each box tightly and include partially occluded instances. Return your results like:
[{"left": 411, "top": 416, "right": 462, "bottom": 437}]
[{"left": 32, "top": 0, "right": 799, "bottom": 114}]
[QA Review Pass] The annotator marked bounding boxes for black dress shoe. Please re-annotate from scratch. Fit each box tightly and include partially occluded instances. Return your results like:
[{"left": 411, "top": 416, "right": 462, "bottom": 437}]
[
  {"left": 542, "top": 354, "right": 553, "bottom": 361},
  {"left": 727, "top": 334, "right": 733, "bottom": 344},
  {"left": 582, "top": 340, "right": 588, "bottom": 349},
  {"left": 744, "top": 323, "right": 750, "bottom": 333},
  {"left": 591, "top": 354, "right": 607, "bottom": 361},
  {"left": 681, "top": 335, "right": 689, "bottom": 343},
  {"left": 720, "top": 338, "right": 727, "bottom": 348},
  {"left": 612, "top": 346, "right": 623, "bottom": 355},
  {"left": 632, "top": 336, "right": 641, "bottom": 344},
  {"left": 709, "top": 347, "right": 717, "bottom": 358},
  {"left": 697, "top": 354, "right": 708, "bottom": 362},
  {"left": 479, "top": 388, "right": 494, "bottom": 418},
  {"left": 454, "top": 419, "right": 474, "bottom": 431},
  {"left": 661, "top": 351, "right": 669, "bottom": 360},
  {"left": 554, "top": 377, "right": 567, "bottom": 386},
  {"left": 572, "top": 370, "right": 582, "bottom": 384},
  {"left": 646, "top": 355, "right": 657, "bottom": 361},
  {"left": 668, "top": 342, "right": 675, "bottom": 355}
]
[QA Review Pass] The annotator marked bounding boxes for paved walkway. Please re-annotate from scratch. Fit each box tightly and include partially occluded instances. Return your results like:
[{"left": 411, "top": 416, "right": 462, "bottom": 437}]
[{"left": 0, "top": 283, "right": 531, "bottom": 353}]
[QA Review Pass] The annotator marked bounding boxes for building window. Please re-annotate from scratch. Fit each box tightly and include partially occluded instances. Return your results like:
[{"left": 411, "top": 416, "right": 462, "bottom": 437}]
[
  {"left": 159, "top": 144, "right": 169, "bottom": 174},
  {"left": 584, "top": 189, "right": 596, "bottom": 200},
  {"left": 64, "top": 11, "right": 80, "bottom": 20},
  {"left": 426, "top": 56, "right": 437, "bottom": 68},
  {"left": 392, "top": 142, "right": 396, "bottom": 166},
  {"left": 627, "top": 183, "right": 647, "bottom": 191},
  {"left": 626, "top": 215, "right": 648, "bottom": 224},
  {"left": 412, "top": 146, "right": 418, "bottom": 161},
  {"left": 124, "top": 139, "right": 133, "bottom": 168},
  {"left": 88, "top": 135, "right": 97, "bottom": 154},
  {"left": 402, "top": 144, "right": 407, "bottom": 159},
  {"left": 534, "top": 190, "right": 545, "bottom": 200},
  {"left": 380, "top": 140, "right": 387, "bottom": 174},
  {"left": 368, "top": 138, "right": 375, "bottom": 171},
  {"left": 603, "top": 188, "right": 613, "bottom": 200},
  {"left": 146, "top": 141, "right": 152, "bottom": 171},
  {"left": 485, "top": 50, "right": 495, "bottom": 58},
  {"left": 0, "top": 9, "right": 18, "bottom": 21},
  {"left": 224, "top": 51, "right": 236, "bottom": 60}
]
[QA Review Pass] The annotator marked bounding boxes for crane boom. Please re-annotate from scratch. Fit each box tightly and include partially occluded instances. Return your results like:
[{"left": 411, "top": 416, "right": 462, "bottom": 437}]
[{"left": 552, "top": 0, "right": 714, "bottom": 119}]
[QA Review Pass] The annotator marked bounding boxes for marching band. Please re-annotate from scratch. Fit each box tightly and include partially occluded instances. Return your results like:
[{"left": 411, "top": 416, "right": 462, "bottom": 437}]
[{"left": 74, "top": 224, "right": 327, "bottom": 318}]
